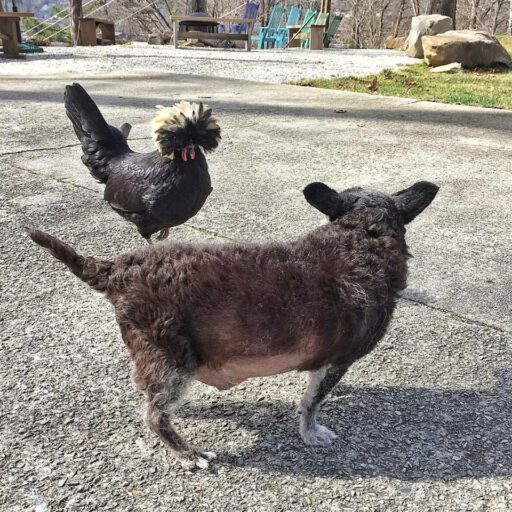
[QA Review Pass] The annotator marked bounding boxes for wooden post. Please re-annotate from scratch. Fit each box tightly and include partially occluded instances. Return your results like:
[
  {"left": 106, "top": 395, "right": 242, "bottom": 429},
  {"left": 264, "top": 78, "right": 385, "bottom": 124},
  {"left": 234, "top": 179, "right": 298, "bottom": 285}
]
[
  {"left": 173, "top": 18, "right": 179, "bottom": 48},
  {"left": 246, "top": 22, "right": 252, "bottom": 51},
  {"left": 0, "top": 17, "right": 19, "bottom": 57}
]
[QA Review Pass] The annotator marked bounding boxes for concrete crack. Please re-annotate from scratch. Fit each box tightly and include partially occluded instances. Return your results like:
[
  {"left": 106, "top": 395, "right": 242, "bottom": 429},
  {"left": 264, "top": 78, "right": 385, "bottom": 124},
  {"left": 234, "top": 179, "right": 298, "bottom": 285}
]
[
  {"left": 400, "top": 296, "right": 508, "bottom": 335},
  {"left": 8, "top": 162, "right": 509, "bottom": 333},
  {"left": 9, "top": 161, "right": 236, "bottom": 242},
  {"left": 0, "top": 137, "right": 153, "bottom": 157}
]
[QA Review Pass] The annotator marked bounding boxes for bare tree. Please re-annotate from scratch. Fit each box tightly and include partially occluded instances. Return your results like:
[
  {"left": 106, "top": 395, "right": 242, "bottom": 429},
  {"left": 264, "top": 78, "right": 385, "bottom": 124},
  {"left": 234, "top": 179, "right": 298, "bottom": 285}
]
[
  {"left": 509, "top": 0, "right": 512, "bottom": 33},
  {"left": 68, "top": 0, "right": 83, "bottom": 45},
  {"left": 491, "top": 0, "right": 505, "bottom": 32},
  {"left": 392, "top": 0, "right": 407, "bottom": 36},
  {"left": 428, "top": 0, "right": 457, "bottom": 25},
  {"left": 191, "top": 0, "right": 207, "bottom": 12},
  {"left": 468, "top": 0, "right": 481, "bottom": 27}
]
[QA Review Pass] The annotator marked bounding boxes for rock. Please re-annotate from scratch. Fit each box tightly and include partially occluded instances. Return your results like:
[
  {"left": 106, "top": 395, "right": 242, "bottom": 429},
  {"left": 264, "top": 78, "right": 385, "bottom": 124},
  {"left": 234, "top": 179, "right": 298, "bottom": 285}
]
[
  {"left": 404, "top": 14, "right": 453, "bottom": 58},
  {"left": 162, "top": 30, "right": 173, "bottom": 44},
  {"left": 422, "top": 30, "right": 512, "bottom": 68},
  {"left": 147, "top": 33, "right": 163, "bottom": 45},
  {"left": 384, "top": 36, "right": 406, "bottom": 50},
  {"left": 430, "top": 62, "right": 462, "bottom": 73}
]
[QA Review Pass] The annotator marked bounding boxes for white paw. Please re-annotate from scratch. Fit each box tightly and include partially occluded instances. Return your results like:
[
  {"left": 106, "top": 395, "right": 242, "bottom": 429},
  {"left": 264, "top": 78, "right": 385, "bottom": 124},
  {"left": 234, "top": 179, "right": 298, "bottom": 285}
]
[
  {"left": 178, "top": 450, "right": 216, "bottom": 470},
  {"left": 301, "top": 424, "right": 337, "bottom": 447}
]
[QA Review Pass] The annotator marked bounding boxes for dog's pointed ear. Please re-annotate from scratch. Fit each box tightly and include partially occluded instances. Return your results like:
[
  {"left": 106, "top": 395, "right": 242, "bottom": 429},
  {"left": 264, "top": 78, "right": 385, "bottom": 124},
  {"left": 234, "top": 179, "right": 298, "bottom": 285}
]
[
  {"left": 392, "top": 181, "right": 439, "bottom": 224},
  {"left": 303, "top": 182, "right": 352, "bottom": 220}
]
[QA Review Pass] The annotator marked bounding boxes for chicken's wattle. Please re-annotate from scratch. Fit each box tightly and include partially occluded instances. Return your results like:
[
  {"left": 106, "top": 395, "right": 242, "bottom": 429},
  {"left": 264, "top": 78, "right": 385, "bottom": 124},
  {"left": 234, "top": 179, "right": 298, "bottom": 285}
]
[{"left": 181, "top": 147, "right": 196, "bottom": 161}]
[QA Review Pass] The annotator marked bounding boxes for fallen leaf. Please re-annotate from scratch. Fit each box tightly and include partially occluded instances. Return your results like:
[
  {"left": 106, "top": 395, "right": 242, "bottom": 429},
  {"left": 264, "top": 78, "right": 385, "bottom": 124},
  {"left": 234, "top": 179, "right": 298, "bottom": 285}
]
[{"left": 368, "top": 77, "right": 379, "bottom": 92}]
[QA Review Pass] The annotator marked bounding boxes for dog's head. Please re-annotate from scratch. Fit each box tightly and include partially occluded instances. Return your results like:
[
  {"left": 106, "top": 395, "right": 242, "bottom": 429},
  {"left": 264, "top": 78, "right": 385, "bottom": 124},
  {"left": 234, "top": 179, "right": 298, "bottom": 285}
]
[{"left": 303, "top": 181, "right": 439, "bottom": 225}]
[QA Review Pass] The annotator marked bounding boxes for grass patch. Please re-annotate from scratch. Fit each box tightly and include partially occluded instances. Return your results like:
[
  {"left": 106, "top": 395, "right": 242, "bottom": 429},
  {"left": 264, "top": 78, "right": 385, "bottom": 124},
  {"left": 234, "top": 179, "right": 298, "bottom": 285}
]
[{"left": 295, "top": 36, "right": 512, "bottom": 110}]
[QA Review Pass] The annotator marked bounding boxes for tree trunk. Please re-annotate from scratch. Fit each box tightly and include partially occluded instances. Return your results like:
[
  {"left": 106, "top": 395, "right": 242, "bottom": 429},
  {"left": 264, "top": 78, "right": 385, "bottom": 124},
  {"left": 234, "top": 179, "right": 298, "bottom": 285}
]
[
  {"left": 468, "top": 0, "right": 480, "bottom": 28},
  {"left": 191, "top": 0, "right": 207, "bottom": 13},
  {"left": 393, "top": 0, "right": 407, "bottom": 37},
  {"left": 428, "top": 0, "right": 457, "bottom": 27},
  {"left": 492, "top": 0, "right": 505, "bottom": 33},
  {"left": 68, "top": 0, "right": 83, "bottom": 46},
  {"left": 509, "top": 0, "right": 512, "bottom": 34}
]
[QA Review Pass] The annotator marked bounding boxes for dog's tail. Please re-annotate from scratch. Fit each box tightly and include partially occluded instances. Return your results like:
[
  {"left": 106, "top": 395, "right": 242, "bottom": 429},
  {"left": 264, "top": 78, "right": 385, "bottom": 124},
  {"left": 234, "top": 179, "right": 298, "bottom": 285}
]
[{"left": 27, "top": 229, "right": 112, "bottom": 293}]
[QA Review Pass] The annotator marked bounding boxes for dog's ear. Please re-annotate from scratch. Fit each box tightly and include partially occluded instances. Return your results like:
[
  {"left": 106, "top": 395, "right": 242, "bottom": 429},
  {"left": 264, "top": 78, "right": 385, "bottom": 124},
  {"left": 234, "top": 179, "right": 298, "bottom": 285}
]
[
  {"left": 392, "top": 181, "right": 439, "bottom": 224},
  {"left": 303, "top": 182, "right": 353, "bottom": 220}
]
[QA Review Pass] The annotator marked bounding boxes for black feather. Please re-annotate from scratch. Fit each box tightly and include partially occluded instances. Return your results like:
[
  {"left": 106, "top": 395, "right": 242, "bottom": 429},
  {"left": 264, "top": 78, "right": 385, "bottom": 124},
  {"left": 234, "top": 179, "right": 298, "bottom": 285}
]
[{"left": 64, "top": 83, "right": 219, "bottom": 242}]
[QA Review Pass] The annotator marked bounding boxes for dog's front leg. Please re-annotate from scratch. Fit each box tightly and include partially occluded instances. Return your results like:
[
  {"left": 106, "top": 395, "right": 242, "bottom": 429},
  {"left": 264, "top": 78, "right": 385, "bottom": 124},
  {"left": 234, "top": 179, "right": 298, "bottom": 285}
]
[
  {"left": 297, "top": 365, "right": 348, "bottom": 447},
  {"left": 145, "top": 367, "right": 216, "bottom": 470}
]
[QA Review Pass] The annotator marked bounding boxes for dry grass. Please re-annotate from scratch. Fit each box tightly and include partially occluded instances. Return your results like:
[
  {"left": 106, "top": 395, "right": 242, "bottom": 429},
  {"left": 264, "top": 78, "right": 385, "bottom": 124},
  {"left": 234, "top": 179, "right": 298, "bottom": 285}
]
[{"left": 295, "top": 35, "right": 512, "bottom": 110}]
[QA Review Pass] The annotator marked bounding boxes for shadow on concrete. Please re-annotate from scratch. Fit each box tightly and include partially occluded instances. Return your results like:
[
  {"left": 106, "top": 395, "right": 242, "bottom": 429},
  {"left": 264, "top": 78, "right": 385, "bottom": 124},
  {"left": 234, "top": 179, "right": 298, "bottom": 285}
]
[
  {"left": 180, "top": 371, "right": 512, "bottom": 480},
  {"left": 0, "top": 79, "right": 511, "bottom": 134}
]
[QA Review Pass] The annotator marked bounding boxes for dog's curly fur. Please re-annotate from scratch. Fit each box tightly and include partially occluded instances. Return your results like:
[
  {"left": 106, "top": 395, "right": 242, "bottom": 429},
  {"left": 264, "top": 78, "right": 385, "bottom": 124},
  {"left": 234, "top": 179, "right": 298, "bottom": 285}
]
[{"left": 27, "top": 180, "right": 438, "bottom": 469}]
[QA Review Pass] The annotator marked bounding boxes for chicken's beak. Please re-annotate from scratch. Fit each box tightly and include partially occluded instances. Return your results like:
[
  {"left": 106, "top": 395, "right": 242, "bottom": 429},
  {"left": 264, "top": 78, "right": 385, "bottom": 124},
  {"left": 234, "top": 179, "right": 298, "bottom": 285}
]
[{"left": 181, "top": 145, "right": 197, "bottom": 162}]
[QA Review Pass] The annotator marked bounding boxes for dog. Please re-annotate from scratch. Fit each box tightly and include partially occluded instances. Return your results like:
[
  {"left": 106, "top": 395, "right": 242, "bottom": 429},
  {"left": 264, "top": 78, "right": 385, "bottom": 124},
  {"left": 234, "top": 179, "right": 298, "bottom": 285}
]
[{"left": 27, "top": 180, "right": 438, "bottom": 469}]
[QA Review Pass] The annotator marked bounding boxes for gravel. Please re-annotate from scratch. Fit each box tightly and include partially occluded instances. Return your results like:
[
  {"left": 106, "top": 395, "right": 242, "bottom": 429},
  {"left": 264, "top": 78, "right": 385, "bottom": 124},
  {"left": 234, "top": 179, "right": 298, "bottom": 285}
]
[{"left": 0, "top": 42, "right": 418, "bottom": 83}]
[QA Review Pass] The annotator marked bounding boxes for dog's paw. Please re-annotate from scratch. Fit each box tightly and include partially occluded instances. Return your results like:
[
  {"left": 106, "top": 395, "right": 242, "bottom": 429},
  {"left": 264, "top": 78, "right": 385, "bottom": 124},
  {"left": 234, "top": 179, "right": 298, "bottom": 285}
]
[
  {"left": 178, "top": 450, "right": 216, "bottom": 470},
  {"left": 301, "top": 424, "right": 337, "bottom": 447}
]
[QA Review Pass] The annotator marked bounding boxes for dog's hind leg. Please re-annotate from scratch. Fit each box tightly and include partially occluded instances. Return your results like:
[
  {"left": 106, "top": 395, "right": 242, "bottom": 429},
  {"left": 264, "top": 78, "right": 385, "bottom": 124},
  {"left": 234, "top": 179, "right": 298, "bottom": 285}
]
[
  {"left": 132, "top": 334, "right": 215, "bottom": 470},
  {"left": 144, "top": 365, "right": 216, "bottom": 470},
  {"left": 297, "top": 365, "right": 348, "bottom": 447}
]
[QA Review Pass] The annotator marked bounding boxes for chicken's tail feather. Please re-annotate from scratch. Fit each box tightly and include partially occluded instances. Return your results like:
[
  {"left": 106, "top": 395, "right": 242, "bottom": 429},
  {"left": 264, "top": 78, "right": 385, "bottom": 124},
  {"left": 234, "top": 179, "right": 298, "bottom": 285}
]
[
  {"left": 64, "top": 83, "right": 130, "bottom": 183},
  {"left": 27, "top": 228, "right": 112, "bottom": 293}
]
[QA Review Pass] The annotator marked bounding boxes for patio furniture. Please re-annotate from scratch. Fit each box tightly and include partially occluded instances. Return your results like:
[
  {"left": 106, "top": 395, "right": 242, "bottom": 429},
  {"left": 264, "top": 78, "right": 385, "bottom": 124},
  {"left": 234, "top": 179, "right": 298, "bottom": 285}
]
[
  {"left": 19, "top": 42, "right": 43, "bottom": 53},
  {"left": 275, "top": 5, "right": 301, "bottom": 49},
  {"left": 171, "top": 15, "right": 256, "bottom": 51},
  {"left": 286, "top": 9, "right": 317, "bottom": 49},
  {"left": 0, "top": 11, "right": 33, "bottom": 58},
  {"left": 179, "top": 12, "right": 218, "bottom": 33},
  {"left": 323, "top": 14, "right": 343, "bottom": 48},
  {"left": 307, "top": 12, "right": 328, "bottom": 50},
  {"left": 219, "top": 2, "right": 259, "bottom": 34},
  {"left": 78, "top": 18, "right": 115, "bottom": 46},
  {"left": 251, "top": 5, "right": 286, "bottom": 49}
]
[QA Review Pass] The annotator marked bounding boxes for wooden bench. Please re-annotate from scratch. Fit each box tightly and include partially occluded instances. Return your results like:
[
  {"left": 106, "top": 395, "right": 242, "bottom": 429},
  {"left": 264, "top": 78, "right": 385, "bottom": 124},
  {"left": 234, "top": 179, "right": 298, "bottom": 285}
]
[
  {"left": 78, "top": 17, "right": 115, "bottom": 46},
  {"left": 171, "top": 16, "right": 255, "bottom": 51},
  {"left": 287, "top": 13, "right": 329, "bottom": 50},
  {"left": 0, "top": 12, "right": 33, "bottom": 58}
]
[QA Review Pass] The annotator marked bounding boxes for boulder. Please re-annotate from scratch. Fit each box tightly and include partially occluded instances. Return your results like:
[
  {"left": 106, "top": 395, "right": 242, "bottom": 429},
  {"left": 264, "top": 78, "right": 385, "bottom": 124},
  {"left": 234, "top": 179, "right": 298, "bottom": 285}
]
[
  {"left": 147, "top": 33, "right": 163, "bottom": 45},
  {"left": 422, "top": 30, "right": 512, "bottom": 68},
  {"left": 384, "top": 36, "right": 406, "bottom": 50},
  {"left": 404, "top": 14, "right": 453, "bottom": 58},
  {"left": 162, "top": 30, "right": 173, "bottom": 44}
]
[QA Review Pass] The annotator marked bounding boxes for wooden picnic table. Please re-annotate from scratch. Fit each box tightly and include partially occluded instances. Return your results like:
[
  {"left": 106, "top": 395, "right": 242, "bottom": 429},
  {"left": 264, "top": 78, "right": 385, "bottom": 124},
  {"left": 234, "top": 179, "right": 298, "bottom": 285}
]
[
  {"left": 171, "top": 16, "right": 256, "bottom": 51},
  {"left": 0, "top": 12, "right": 33, "bottom": 58}
]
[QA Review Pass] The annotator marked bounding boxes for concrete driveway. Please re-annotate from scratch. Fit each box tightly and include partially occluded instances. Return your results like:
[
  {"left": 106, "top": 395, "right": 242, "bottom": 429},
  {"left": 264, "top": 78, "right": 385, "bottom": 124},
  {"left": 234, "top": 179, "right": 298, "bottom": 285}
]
[{"left": 1, "top": 73, "right": 511, "bottom": 511}]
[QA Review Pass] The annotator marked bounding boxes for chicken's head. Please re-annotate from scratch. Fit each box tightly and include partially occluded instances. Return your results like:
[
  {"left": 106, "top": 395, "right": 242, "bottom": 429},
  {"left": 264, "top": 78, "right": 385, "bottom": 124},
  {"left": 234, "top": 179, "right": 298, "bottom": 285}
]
[{"left": 151, "top": 101, "right": 221, "bottom": 161}]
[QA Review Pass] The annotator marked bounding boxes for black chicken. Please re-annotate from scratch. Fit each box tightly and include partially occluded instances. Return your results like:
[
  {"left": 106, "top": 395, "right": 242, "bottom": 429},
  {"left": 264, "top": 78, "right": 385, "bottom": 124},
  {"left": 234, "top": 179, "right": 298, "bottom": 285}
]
[{"left": 64, "top": 83, "right": 221, "bottom": 243}]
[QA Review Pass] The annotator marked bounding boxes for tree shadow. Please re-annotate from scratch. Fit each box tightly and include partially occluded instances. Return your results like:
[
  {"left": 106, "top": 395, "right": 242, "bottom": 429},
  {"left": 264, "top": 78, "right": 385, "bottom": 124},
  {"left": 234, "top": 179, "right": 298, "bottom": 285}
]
[
  {"left": 1, "top": 77, "right": 511, "bottom": 133},
  {"left": 179, "top": 371, "right": 512, "bottom": 480}
]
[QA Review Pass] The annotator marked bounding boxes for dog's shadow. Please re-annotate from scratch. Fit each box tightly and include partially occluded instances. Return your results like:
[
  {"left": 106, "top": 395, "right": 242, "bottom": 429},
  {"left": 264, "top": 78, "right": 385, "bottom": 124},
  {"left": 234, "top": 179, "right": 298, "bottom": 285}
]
[{"left": 179, "top": 371, "right": 512, "bottom": 481}]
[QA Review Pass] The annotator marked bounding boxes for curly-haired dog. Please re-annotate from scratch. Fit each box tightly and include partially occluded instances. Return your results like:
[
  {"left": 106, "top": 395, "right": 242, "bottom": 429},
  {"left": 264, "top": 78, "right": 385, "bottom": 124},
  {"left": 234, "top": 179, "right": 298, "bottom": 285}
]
[{"left": 28, "top": 180, "right": 438, "bottom": 470}]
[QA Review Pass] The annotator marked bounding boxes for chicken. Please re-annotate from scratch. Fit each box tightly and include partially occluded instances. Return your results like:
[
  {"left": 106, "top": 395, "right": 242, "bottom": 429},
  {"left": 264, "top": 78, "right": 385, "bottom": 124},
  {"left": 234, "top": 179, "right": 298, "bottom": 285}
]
[{"left": 64, "top": 83, "right": 221, "bottom": 243}]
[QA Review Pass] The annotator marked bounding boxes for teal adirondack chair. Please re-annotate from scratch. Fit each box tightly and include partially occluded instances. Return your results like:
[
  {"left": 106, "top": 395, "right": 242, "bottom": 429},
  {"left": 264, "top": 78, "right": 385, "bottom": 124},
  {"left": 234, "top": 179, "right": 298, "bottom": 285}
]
[
  {"left": 275, "top": 5, "right": 301, "bottom": 48},
  {"left": 323, "top": 14, "right": 343, "bottom": 48},
  {"left": 297, "top": 9, "right": 318, "bottom": 48},
  {"left": 251, "top": 6, "right": 286, "bottom": 49}
]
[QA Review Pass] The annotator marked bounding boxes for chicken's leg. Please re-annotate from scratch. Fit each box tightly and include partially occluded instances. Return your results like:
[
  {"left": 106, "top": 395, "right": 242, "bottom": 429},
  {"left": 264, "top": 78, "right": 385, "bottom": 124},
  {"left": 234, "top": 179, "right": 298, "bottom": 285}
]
[{"left": 156, "top": 228, "right": 170, "bottom": 241}]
